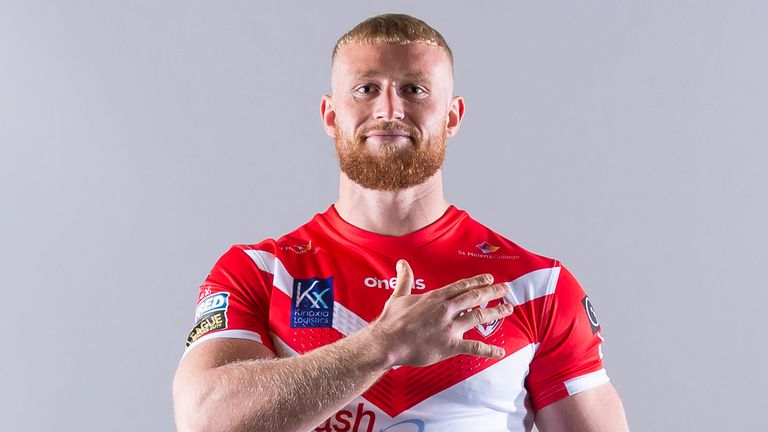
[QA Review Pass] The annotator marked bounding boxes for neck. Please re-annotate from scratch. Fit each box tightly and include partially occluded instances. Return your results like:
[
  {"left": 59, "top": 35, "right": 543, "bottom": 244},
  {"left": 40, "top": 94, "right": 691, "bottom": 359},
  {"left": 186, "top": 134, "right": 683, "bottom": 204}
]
[{"left": 334, "top": 170, "right": 451, "bottom": 236}]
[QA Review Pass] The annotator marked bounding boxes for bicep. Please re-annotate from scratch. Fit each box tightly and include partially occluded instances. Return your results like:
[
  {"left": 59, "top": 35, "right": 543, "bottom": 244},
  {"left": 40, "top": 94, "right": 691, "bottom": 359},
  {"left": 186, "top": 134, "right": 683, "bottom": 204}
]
[{"left": 534, "top": 383, "right": 630, "bottom": 432}]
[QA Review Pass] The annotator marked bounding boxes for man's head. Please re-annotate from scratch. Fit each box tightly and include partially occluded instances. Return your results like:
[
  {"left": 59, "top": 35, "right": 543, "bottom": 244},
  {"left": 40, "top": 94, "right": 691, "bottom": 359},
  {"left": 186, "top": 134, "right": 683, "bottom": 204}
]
[{"left": 321, "top": 14, "right": 465, "bottom": 191}]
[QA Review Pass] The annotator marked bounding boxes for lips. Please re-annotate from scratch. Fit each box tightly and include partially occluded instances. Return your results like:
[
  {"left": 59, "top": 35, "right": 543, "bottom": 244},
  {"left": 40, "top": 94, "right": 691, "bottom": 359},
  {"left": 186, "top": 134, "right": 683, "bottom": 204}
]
[{"left": 365, "top": 131, "right": 411, "bottom": 138}]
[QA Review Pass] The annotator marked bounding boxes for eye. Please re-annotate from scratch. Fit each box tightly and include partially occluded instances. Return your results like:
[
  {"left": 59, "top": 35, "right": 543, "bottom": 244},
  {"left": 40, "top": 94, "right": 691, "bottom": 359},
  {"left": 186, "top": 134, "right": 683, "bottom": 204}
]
[
  {"left": 404, "top": 85, "right": 428, "bottom": 97},
  {"left": 354, "top": 84, "right": 376, "bottom": 94}
]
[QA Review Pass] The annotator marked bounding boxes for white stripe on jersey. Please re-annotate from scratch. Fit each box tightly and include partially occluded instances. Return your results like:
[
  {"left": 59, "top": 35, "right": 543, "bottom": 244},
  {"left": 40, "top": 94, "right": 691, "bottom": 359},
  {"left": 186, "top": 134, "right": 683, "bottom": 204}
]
[
  {"left": 333, "top": 301, "right": 369, "bottom": 336},
  {"left": 335, "top": 343, "right": 541, "bottom": 432},
  {"left": 244, "top": 249, "right": 276, "bottom": 274},
  {"left": 503, "top": 266, "right": 561, "bottom": 306},
  {"left": 564, "top": 368, "right": 609, "bottom": 396},
  {"left": 271, "top": 332, "right": 299, "bottom": 357},
  {"left": 182, "top": 329, "right": 264, "bottom": 359}
]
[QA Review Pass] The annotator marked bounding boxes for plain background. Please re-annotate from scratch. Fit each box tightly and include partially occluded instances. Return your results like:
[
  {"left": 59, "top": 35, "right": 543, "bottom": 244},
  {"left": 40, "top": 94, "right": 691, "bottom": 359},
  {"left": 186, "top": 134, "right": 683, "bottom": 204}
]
[{"left": 1, "top": 1, "right": 766, "bottom": 430}]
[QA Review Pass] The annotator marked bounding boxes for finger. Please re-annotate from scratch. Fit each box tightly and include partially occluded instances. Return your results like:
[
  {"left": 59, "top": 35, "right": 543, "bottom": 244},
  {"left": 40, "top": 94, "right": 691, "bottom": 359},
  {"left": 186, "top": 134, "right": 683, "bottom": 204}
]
[
  {"left": 391, "top": 259, "right": 414, "bottom": 298},
  {"left": 454, "top": 301, "right": 515, "bottom": 333},
  {"left": 449, "top": 282, "right": 510, "bottom": 314},
  {"left": 455, "top": 339, "right": 505, "bottom": 359},
  {"left": 436, "top": 273, "right": 494, "bottom": 300}
]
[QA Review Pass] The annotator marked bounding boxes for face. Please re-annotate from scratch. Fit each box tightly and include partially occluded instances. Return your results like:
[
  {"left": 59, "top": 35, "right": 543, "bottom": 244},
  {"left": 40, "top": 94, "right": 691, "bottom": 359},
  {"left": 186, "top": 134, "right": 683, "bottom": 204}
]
[{"left": 321, "top": 42, "right": 464, "bottom": 191}]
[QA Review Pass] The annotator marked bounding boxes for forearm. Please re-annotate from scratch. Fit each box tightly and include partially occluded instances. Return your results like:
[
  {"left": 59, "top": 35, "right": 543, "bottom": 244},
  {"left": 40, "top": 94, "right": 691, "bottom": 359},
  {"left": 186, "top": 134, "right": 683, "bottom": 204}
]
[{"left": 182, "top": 328, "right": 390, "bottom": 432}]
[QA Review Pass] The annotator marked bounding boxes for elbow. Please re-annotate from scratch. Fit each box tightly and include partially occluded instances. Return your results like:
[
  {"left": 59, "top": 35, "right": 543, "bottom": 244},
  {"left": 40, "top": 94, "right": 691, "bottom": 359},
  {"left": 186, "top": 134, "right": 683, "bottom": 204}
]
[{"left": 173, "top": 370, "right": 226, "bottom": 432}]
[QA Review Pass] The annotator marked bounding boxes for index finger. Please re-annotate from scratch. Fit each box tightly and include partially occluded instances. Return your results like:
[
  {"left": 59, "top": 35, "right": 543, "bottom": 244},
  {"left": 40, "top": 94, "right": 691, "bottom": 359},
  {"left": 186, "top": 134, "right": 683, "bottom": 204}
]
[{"left": 434, "top": 273, "right": 494, "bottom": 300}]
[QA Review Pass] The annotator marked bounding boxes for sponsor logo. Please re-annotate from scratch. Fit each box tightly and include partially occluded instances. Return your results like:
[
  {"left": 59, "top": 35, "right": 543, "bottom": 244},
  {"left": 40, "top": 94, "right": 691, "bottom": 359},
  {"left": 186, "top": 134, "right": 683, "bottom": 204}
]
[
  {"left": 195, "top": 292, "right": 229, "bottom": 322},
  {"left": 282, "top": 240, "right": 320, "bottom": 255},
  {"left": 476, "top": 241, "right": 500, "bottom": 254},
  {"left": 198, "top": 286, "right": 212, "bottom": 301},
  {"left": 363, "top": 276, "right": 426, "bottom": 290},
  {"left": 186, "top": 310, "right": 227, "bottom": 347},
  {"left": 381, "top": 420, "right": 426, "bottom": 432},
  {"left": 186, "top": 291, "right": 231, "bottom": 346},
  {"left": 458, "top": 241, "right": 520, "bottom": 260},
  {"left": 315, "top": 403, "right": 425, "bottom": 432},
  {"left": 582, "top": 295, "right": 601, "bottom": 334},
  {"left": 291, "top": 276, "right": 334, "bottom": 328}
]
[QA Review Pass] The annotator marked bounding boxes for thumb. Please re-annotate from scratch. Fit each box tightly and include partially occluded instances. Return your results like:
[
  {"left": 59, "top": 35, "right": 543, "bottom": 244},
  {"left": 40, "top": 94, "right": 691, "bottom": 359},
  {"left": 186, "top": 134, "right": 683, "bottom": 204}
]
[{"left": 391, "top": 259, "right": 414, "bottom": 298}]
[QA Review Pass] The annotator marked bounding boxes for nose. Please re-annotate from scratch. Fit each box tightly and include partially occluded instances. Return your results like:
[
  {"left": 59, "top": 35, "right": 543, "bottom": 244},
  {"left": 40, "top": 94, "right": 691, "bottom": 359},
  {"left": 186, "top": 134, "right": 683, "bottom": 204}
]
[{"left": 373, "top": 84, "right": 405, "bottom": 121}]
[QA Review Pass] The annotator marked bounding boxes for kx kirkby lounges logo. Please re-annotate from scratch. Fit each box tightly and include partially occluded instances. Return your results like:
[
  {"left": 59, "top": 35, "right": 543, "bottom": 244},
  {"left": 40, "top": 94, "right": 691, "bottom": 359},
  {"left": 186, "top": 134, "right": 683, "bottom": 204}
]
[{"left": 291, "top": 276, "right": 334, "bottom": 328}]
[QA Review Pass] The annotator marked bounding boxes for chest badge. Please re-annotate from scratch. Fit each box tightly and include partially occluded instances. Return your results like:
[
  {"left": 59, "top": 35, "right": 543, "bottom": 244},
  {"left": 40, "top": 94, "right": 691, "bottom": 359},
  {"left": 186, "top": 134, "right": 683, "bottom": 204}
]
[{"left": 474, "top": 299, "right": 506, "bottom": 338}]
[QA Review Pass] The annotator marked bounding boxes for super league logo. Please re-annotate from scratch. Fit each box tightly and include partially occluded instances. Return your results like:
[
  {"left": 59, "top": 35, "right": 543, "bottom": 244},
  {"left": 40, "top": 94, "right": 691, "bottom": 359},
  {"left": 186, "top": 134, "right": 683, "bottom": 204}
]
[{"left": 291, "top": 276, "right": 334, "bottom": 328}]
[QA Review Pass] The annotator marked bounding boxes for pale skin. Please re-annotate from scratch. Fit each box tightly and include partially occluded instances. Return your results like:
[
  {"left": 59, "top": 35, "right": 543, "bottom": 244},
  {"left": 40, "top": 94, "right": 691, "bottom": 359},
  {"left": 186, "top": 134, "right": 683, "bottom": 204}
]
[{"left": 173, "top": 42, "right": 630, "bottom": 432}]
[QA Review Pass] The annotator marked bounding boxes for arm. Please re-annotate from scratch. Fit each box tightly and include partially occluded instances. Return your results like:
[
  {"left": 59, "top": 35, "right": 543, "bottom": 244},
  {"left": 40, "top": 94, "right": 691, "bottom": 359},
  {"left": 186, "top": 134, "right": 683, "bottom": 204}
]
[
  {"left": 173, "top": 326, "right": 390, "bottom": 432},
  {"left": 172, "top": 260, "right": 515, "bottom": 432},
  {"left": 534, "top": 383, "right": 630, "bottom": 432}
]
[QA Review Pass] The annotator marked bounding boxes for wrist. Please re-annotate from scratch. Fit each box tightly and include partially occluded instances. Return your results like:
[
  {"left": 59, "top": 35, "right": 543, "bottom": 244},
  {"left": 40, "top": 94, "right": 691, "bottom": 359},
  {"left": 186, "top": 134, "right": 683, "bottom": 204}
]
[{"left": 349, "top": 324, "right": 399, "bottom": 371}]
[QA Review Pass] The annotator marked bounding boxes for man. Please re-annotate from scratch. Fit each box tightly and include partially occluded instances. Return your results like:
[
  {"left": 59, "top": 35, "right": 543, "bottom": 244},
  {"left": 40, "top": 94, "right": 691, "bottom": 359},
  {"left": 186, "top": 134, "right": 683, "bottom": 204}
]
[{"left": 173, "top": 14, "right": 630, "bottom": 432}]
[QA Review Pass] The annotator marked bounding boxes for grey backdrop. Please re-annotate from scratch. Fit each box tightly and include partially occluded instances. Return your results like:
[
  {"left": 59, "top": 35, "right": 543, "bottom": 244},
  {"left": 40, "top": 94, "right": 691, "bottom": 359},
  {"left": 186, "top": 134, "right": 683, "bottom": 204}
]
[{"left": 1, "top": 1, "right": 766, "bottom": 431}]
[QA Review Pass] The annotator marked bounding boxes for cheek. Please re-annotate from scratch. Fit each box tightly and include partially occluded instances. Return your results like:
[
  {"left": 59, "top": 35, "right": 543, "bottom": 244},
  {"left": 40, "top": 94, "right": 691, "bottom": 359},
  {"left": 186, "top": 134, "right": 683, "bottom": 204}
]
[
  {"left": 417, "top": 107, "right": 449, "bottom": 134},
  {"left": 336, "top": 104, "right": 369, "bottom": 128},
  {"left": 333, "top": 117, "right": 360, "bottom": 140}
]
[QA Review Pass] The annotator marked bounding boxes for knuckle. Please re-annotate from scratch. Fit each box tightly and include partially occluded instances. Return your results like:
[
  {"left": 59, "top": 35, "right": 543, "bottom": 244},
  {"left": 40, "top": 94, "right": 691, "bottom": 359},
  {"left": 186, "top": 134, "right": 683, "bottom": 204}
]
[
  {"left": 445, "top": 319, "right": 455, "bottom": 333},
  {"left": 439, "top": 302, "right": 451, "bottom": 316},
  {"left": 469, "top": 340, "right": 484, "bottom": 355},
  {"left": 447, "top": 338, "right": 461, "bottom": 354},
  {"left": 473, "top": 308, "right": 485, "bottom": 323}
]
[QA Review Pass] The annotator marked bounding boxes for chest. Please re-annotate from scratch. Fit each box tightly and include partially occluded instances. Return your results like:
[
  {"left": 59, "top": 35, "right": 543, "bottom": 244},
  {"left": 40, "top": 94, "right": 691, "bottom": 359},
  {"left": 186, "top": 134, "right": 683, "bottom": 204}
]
[{"left": 264, "top": 247, "right": 539, "bottom": 418}]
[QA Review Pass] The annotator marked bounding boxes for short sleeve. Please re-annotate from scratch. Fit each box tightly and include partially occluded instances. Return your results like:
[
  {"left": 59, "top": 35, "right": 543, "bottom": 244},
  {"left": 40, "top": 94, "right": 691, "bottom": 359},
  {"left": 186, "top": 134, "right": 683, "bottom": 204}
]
[
  {"left": 526, "top": 263, "right": 609, "bottom": 410},
  {"left": 183, "top": 242, "right": 276, "bottom": 355}
]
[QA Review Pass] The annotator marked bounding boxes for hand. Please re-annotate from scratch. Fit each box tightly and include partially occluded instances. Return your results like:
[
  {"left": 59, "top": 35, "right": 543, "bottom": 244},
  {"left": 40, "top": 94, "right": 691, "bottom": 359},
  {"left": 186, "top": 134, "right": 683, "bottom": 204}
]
[{"left": 367, "top": 259, "right": 514, "bottom": 368}]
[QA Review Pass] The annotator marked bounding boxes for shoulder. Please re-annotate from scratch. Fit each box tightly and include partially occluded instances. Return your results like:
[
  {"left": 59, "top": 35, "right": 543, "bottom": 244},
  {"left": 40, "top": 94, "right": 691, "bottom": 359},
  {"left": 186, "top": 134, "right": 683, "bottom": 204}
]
[
  {"left": 458, "top": 209, "right": 561, "bottom": 271},
  {"left": 220, "top": 205, "right": 333, "bottom": 265}
]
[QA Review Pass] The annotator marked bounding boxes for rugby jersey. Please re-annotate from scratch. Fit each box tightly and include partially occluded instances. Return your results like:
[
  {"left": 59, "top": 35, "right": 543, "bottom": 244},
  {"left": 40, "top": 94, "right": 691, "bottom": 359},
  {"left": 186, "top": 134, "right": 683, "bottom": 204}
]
[{"left": 184, "top": 204, "right": 609, "bottom": 431}]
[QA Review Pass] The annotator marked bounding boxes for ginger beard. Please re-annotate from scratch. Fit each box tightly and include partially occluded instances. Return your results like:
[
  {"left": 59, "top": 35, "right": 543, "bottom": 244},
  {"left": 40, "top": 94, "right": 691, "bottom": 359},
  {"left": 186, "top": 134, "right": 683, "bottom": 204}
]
[{"left": 334, "top": 121, "right": 447, "bottom": 191}]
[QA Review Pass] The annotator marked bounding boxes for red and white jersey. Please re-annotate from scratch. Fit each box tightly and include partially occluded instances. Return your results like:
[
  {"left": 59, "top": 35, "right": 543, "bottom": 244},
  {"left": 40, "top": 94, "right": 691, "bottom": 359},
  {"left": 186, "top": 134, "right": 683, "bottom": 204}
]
[{"left": 184, "top": 204, "right": 609, "bottom": 432}]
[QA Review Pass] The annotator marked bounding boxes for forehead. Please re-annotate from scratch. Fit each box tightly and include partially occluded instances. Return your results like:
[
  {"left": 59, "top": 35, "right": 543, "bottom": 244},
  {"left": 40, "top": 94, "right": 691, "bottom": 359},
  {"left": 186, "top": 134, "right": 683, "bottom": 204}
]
[{"left": 332, "top": 42, "right": 453, "bottom": 82}]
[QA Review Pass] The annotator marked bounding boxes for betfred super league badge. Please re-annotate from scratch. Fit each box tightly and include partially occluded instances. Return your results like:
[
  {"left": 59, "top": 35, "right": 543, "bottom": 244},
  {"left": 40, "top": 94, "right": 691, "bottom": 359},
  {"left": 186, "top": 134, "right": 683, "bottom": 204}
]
[
  {"left": 187, "top": 292, "right": 230, "bottom": 347},
  {"left": 291, "top": 276, "right": 334, "bottom": 328}
]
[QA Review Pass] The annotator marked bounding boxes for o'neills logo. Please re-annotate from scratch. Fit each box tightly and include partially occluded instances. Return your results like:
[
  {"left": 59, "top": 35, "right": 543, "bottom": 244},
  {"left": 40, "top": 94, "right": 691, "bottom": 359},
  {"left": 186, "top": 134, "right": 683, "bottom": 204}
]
[{"left": 364, "top": 276, "right": 426, "bottom": 290}]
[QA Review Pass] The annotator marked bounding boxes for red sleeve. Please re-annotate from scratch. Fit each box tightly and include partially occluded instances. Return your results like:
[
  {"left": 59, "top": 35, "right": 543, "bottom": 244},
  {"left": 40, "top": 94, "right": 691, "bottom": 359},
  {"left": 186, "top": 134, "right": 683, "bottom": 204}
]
[
  {"left": 526, "top": 263, "right": 609, "bottom": 410},
  {"left": 184, "top": 242, "right": 276, "bottom": 354}
]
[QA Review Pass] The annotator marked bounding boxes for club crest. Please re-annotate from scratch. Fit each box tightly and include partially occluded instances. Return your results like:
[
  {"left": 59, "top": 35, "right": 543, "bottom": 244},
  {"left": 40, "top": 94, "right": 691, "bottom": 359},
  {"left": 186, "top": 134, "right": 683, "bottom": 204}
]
[{"left": 474, "top": 299, "right": 506, "bottom": 338}]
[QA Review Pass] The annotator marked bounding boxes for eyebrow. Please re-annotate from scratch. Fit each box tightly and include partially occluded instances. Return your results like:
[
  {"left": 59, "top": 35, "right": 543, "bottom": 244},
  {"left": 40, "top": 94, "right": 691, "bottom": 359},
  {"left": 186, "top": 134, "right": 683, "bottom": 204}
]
[{"left": 353, "top": 70, "right": 433, "bottom": 82}]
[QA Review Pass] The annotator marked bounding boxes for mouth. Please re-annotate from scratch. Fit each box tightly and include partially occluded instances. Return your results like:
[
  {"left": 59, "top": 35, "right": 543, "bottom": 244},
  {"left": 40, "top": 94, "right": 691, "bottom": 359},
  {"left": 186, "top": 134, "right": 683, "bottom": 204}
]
[{"left": 365, "top": 131, "right": 411, "bottom": 138}]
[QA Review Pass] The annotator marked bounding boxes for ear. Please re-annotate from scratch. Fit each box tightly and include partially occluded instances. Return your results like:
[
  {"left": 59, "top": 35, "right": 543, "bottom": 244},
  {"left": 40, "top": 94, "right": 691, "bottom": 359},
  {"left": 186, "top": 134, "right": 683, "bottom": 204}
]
[
  {"left": 445, "top": 96, "right": 465, "bottom": 138},
  {"left": 320, "top": 94, "right": 336, "bottom": 138}
]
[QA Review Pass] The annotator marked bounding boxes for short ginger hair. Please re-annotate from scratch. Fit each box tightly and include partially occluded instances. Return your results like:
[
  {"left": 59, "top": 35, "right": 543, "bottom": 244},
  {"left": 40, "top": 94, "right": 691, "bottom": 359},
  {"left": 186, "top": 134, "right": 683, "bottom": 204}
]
[{"left": 332, "top": 13, "right": 454, "bottom": 67}]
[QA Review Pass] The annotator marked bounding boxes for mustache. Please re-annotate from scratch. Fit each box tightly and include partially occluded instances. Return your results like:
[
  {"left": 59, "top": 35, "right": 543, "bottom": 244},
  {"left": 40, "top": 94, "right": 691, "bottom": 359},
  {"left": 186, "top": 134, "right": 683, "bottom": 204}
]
[{"left": 359, "top": 122, "right": 417, "bottom": 137}]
